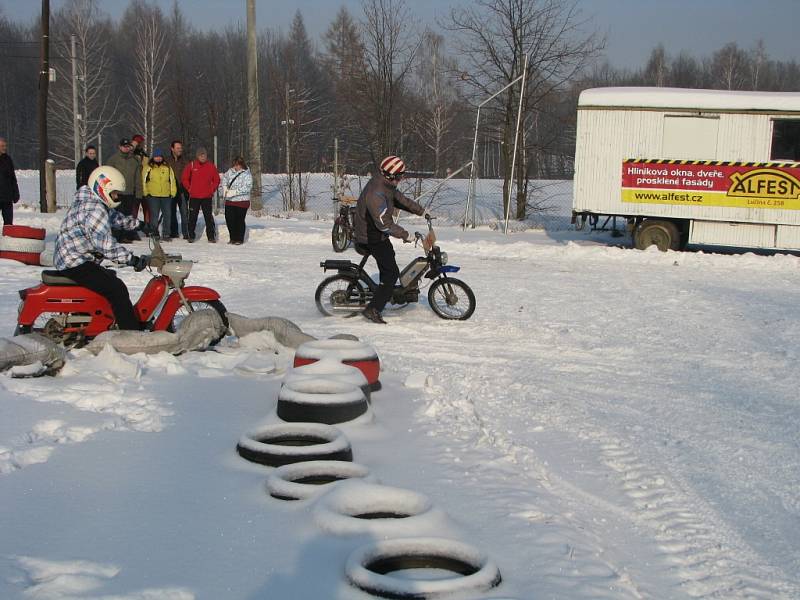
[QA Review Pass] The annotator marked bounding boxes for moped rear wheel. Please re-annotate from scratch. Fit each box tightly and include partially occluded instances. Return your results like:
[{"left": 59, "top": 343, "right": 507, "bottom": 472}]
[
  {"left": 169, "top": 299, "right": 229, "bottom": 344},
  {"left": 316, "top": 275, "right": 368, "bottom": 317},
  {"left": 427, "top": 278, "right": 476, "bottom": 320},
  {"left": 332, "top": 223, "right": 350, "bottom": 253}
]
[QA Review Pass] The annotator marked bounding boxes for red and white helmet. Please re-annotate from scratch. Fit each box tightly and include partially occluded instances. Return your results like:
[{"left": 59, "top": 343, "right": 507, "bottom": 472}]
[
  {"left": 380, "top": 155, "right": 406, "bottom": 180},
  {"left": 87, "top": 165, "right": 126, "bottom": 208}
]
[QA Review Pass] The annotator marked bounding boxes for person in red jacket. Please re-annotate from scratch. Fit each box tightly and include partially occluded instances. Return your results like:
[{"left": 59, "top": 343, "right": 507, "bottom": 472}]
[{"left": 181, "top": 147, "right": 220, "bottom": 243}]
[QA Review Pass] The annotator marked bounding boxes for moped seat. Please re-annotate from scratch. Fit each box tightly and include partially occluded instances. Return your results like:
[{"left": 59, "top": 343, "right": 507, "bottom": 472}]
[{"left": 41, "top": 270, "right": 79, "bottom": 286}]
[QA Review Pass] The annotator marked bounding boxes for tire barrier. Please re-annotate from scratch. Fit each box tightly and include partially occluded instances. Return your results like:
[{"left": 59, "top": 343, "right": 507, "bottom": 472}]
[
  {"left": 284, "top": 359, "right": 371, "bottom": 400},
  {"left": 345, "top": 537, "right": 502, "bottom": 599},
  {"left": 277, "top": 379, "right": 369, "bottom": 425},
  {"left": 294, "top": 339, "right": 381, "bottom": 392},
  {"left": 266, "top": 460, "right": 374, "bottom": 501},
  {"left": 2, "top": 225, "right": 46, "bottom": 240},
  {"left": 236, "top": 423, "right": 353, "bottom": 467},
  {"left": 0, "top": 333, "right": 66, "bottom": 376},
  {"left": 0, "top": 227, "right": 47, "bottom": 266},
  {"left": 313, "top": 481, "right": 443, "bottom": 537}
]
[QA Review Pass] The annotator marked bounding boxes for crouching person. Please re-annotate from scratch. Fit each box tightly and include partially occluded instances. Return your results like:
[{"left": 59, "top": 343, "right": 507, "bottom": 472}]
[{"left": 53, "top": 166, "right": 153, "bottom": 330}]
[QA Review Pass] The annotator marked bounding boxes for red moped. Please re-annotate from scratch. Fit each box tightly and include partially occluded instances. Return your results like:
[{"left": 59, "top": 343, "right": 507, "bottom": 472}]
[{"left": 15, "top": 236, "right": 227, "bottom": 346}]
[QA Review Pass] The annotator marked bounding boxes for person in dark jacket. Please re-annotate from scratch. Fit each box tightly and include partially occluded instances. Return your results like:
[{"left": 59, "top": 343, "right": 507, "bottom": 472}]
[
  {"left": 0, "top": 137, "right": 20, "bottom": 225},
  {"left": 75, "top": 145, "right": 99, "bottom": 190},
  {"left": 181, "top": 147, "right": 220, "bottom": 243},
  {"left": 354, "top": 155, "right": 427, "bottom": 324},
  {"left": 165, "top": 140, "right": 189, "bottom": 239}
]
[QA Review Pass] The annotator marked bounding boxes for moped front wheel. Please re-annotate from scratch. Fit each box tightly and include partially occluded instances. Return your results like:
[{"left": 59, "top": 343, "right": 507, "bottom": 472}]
[
  {"left": 331, "top": 223, "right": 350, "bottom": 253},
  {"left": 169, "top": 299, "right": 229, "bottom": 344},
  {"left": 315, "top": 274, "right": 368, "bottom": 317},
  {"left": 427, "top": 278, "right": 476, "bottom": 320}
]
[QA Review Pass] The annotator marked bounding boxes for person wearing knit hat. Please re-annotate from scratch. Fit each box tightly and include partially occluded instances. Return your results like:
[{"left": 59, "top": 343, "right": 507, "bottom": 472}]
[
  {"left": 142, "top": 148, "right": 177, "bottom": 240},
  {"left": 180, "top": 147, "right": 220, "bottom": 242}
]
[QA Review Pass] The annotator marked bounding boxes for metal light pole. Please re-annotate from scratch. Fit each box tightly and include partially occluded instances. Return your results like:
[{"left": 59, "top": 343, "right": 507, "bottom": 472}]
[
  {"left": 37, "top": 0, "right": 50, "bottom": 212},
  {"left": 282, "top": 83, "right": 295, "bottom": 210},
  {"left": 71, "top": 34, "right": 80, "bottom": 164},
  {"left": 246, "top": 0, "right": 263, "bottom": 210}
]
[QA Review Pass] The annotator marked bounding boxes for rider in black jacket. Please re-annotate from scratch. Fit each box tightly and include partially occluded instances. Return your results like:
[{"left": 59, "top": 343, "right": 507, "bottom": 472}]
[{"left": 354, "top": 155, "right": 426, "bottom": 324}]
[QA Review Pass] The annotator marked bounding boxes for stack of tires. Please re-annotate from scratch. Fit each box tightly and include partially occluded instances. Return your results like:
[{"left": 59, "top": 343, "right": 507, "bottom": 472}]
[
  {"left": 234, "top": 337, "right": 509, "bottom": 599},
  {"left": 0, "top": 225, "right": 47, "bottom": 266}
]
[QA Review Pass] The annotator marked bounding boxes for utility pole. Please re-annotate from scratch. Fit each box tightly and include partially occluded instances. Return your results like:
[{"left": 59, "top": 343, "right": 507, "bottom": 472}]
[
  {"left": 37, "top": 0, "right": 50, "bottom": 213},
  {"left": 71, "top": 34, "right": 80, "bottom": 165},
  {"left": 246, "top": 0, "right": 262, "bottom": 210},
  {"left": 282, "top": 83, "right": 295, "bottom": 210}
]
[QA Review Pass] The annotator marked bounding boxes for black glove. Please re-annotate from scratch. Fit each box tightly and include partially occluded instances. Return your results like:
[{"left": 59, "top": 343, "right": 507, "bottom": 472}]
[
  {"left": 424, "top": 212, "right": 431, "bottom": 220},
  {"left": 128, "top": 255, "right": 149, "bottom": 272},
  {"left": 137, "top": 221, "right": 158, "bottom": 237}
]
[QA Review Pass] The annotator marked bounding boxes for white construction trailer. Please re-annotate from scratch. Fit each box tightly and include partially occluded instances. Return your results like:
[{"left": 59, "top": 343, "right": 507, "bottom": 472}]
[{"left": 572, "top": 87, "right": 800, "bottom": 251}]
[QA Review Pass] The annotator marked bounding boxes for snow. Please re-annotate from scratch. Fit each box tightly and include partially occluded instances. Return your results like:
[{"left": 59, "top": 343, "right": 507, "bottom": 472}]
[
  {"left": 0, "top": 203, "right": 799, "bottom": 598},
  {"left": 579, "top": 86, "right": 800, "bottom": 112},
  {"left": 295, "top": 338, "right": 378, "bottom": 362}
]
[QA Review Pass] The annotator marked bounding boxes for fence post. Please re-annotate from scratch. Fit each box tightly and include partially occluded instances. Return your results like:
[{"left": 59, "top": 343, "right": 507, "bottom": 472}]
[{"left": 45, "top": 159, "right": 57, "bottom": 213}]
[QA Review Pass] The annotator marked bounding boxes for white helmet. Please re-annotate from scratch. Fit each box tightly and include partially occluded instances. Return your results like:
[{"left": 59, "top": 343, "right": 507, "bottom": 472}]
[{"left": 87, "top": 166, "right": 126, "bottom": 208}]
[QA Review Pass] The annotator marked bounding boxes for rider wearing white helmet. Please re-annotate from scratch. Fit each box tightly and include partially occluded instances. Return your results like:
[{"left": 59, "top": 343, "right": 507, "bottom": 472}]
[
  {"left": 53, "top": 165, "right": 155, "bottom": 330},
  {"left": 353, "top": 155, "right": 428, "bottom": 324}
]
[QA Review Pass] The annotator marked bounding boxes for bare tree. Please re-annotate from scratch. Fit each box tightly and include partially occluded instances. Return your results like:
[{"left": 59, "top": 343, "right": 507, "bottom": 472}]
[
  {"left": 711, "top": 42, "right": 749, "bottom": 90},
  {"left": 410, "top": 31, "right": 460, "bottom": 177},
  {"left": 358, "top": 0, "right": 421, "bottom": 159},
  {"left": 49, "top": 0, "right": 119, "bottom": 163},
  {"left": 130, "top": 2, "right": 171, "bottom": 150},
  {"left": 644, "top": 45, "right": 668, "bottom": 87},
  {"left": 448, "top": 0, "right": 603, "bottom": 219}
]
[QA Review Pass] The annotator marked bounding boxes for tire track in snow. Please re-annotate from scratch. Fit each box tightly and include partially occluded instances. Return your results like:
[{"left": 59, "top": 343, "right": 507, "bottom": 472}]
[{"left": 380, "top": 331, "right": 799, "bottom": 599}]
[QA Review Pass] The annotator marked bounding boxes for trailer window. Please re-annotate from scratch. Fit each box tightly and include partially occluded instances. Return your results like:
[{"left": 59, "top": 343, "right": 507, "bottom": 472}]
[
  {"left": 662, "top": 115, "right": 719, "bottom": 160},
  {"left": 771, "top": 120, "right": 800, "bottom": 161}
]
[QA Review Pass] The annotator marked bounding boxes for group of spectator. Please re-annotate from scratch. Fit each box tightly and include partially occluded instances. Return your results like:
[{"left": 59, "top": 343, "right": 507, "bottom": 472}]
[{"left": 76, "top": 135, "right": 254, "bottom": 245}]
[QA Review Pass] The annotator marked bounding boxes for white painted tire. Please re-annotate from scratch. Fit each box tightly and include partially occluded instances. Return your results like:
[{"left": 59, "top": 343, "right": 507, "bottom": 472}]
[
  {"left": 236, "top": 423, "right": 352, "bottom": 467},
  {"left": 284, "top": 358, "right": 370, "bottom": 398},
  {"left": 346, "top": 537, "right": 502, "bottom": 599},
  {"left": 277, "top": 379, "right": 369, "bottom": 424},
  {"left": 0, "top": 236, "right": 46, "bottom": 254},
  {"left": 295, "top": 338, "right": 379, "bottom": 362},
  {"left": 313, "top": 481, "right": 443, "bottom": 537},
  {"left": 266, "top": 460, "right": 375, "bottom": 501}
]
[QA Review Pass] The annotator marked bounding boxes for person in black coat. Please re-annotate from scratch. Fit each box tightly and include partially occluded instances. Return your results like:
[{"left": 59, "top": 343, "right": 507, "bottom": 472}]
[
  {"left": 75, "top": 145, "right": 99, "bottom": 190},
  {"left": 0, "top": 137, "right": 20, "bottom": 225}
]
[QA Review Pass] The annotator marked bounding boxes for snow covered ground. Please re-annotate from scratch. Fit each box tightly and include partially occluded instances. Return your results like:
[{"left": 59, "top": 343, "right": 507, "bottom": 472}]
[{"left": 0, "top": 205, "right": 799, "bottom": 599}]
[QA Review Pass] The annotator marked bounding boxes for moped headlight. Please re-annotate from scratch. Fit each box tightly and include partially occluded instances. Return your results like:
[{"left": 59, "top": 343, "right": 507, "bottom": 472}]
[{"left": 440, "top": 251, "right": 448, "bottom": 265}]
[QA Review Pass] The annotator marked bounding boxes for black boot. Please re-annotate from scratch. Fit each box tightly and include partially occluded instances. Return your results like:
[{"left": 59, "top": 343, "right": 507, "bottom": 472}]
[{"left": 362, "top": 307, "right": 386, "bottom": 324}]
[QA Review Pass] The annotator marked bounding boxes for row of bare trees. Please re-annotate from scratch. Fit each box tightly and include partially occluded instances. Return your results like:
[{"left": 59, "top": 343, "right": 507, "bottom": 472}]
[{"left": 1, "top": 0, "right": 798, "bottom": 219}]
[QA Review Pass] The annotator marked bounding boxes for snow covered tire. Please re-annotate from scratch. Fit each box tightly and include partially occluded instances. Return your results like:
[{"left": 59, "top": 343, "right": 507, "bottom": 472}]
[
  {"left": 345, "top": 537, "right": 502, "bottom": 599},
  {"left": 266, "top": 460, "right": 374, "bottom": 501},
  {"left": 0, "top": 236, "right": 46, "bottom": 254},
  {"left": 0, "top": 251, "right": 41, "bottom": 265},
  {"left": 294, "top": 339, "right": 381, "bottom": 392},
  {"left": 284, "top": 359, "right": 371, "bottom": 400},
  {"left": 236, "top": 423, "right": 352, "bottom": 467},
  {"left": 3, "top": 225, "right": 45, "bottom": 240},
  {"left": 313, "top": 481, "right": 442, "bottom": 537},
  {"left": 277, "top": 379, "right": 369, "bottom": 425}
]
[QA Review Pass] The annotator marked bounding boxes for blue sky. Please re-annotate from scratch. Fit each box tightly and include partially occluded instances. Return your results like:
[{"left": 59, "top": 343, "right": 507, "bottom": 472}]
[{"left": 3, "top": 0, "right": 798, "bottom": 68}]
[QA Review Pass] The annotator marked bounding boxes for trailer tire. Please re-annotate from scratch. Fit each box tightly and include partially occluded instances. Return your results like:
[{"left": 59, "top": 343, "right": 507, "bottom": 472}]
[{"left": 633, "top": 220, "right": 680, "bottom": 252}]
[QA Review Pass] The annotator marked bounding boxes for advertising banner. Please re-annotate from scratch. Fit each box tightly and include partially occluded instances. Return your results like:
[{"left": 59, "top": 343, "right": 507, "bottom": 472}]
[{"left": 622, "top": 159, "right": 800, "bottom": 210}]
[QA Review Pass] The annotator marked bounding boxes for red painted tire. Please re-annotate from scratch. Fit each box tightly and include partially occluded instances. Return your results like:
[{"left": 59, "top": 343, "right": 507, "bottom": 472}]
[
  {"left": 0, "top": 250, "right": 41, "bottom": 265},
  {"left": 3, "top": 225, "right": 46, "bottom": 240},
  {"left": 294, "top": 339, "right": 381, "bottom": 391}
]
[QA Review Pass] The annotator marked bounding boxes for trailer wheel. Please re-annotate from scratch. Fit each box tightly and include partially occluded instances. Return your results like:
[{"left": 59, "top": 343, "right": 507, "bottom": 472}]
[{"left": 633, "top": 220, "right": 680, "bottom": 251}]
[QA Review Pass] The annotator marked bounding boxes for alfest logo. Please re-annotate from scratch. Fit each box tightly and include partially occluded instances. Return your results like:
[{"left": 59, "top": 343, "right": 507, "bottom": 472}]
[{"left": 727, "top": 169, "right": 800, "bottom": 200}]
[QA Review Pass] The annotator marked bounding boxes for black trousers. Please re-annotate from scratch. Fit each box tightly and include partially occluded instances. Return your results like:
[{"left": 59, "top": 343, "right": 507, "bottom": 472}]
[
  {"left": 224, "top": 204, "right": 248, "bottom": 243},
  {"left": 1, "top": 203, "right": 12, "bottom": 225},
  {"left": 366, "top": 238, "right": 400, "bottom": 313},
  {"left": 113, "top": 194, "right": 140, "bottom": 242},
  {"left": 188, "top": 197, "right": 216, "bottom": 241},
  {"left": 170, "top": 190, "right": 188, "bottom": 238},
  {"left": 60, "top": 262, "right": 140, "bottom": 330}
]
